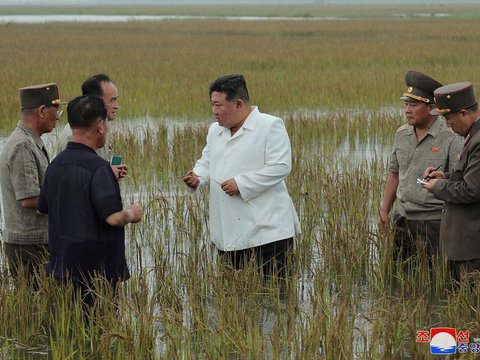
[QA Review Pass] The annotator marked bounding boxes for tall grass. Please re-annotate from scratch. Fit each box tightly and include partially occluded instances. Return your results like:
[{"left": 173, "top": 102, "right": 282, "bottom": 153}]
[
  {"left": 3, "top": 108, "right": 476, "bottom": 358},
  {"left": 2, "top": 11, "right": 480, "bottom": 130}
]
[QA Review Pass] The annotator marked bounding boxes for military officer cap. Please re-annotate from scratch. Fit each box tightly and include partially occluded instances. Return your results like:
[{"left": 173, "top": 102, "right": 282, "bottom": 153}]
[
  {"left": 430, "top": 82, "right": 477, "bottom": 116},
  {"left": 19, "top": 83, "right": 66, "bottom": 110},
  {"left": 400, "top": 70, "right": 442, "bottom": 104}
]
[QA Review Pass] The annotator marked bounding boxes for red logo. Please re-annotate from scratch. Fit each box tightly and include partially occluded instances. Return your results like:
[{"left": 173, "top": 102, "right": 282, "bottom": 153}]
[
  {"left": 416, "top": 330, "right": 430, "bottom": 343},
  {"left": 457, "top": 330, "right": 470, "bottom": 343}
]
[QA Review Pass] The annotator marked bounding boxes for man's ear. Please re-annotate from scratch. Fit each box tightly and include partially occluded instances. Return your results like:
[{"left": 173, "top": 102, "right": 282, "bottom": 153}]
[
  {"left": 38, "top": 105, "right": 47, "bottom": 118},
  {"left": 236, "top": 98, "right": 244, "bottom": 109},
  {"left": 460, "top": 109, "right": 468, "bottom": 118},
  {"left": 97, "top": 120, "right": 106, "bottom": 135}
]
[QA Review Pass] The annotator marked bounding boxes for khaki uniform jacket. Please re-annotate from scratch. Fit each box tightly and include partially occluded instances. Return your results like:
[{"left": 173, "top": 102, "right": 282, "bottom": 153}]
[
  {"left": 388, "top": 117, "right": 462, "bottom": 220},
  {"left": 433, "top": 119, "right": 480, "bottom": 261},
  {"left": 0, "top": 121, "right": 48, "bottom": 245}
]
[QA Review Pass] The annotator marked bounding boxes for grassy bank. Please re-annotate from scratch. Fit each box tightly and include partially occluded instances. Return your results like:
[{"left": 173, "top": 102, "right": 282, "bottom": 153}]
[
  {"left": 1, "top": 11, "right": 480, "bottom": 130},
  {"left": 2, "top": 3, "right": 480, "bottom": 19}
]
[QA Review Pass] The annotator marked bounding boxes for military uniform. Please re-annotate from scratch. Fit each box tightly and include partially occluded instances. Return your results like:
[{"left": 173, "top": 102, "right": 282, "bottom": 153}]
[
  {"left": 389, "top": 118, "right": 461, "bottom": 220},
  {"left": 386, "top": 70, "right": 462, "bottom": 261},
  {"left": 0, "top": 83, "right": 65, "bottom": 280},
  {"left": 430, "top": 82, "right": 480, "bottom": 280},
  {"left": 0, "top": 121, "right": 49, "bottom": 245}
]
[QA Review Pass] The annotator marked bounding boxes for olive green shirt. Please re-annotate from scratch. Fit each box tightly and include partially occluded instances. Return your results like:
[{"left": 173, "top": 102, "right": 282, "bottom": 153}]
[
  {"left": 0, "top": 121, "right": 48, "bottom": 244},
  {"left": 56, "top": 122, "right": 112, "bottom": 161},
  {"left": 388, "top": 117, "right": 463, "bottom": 220}
]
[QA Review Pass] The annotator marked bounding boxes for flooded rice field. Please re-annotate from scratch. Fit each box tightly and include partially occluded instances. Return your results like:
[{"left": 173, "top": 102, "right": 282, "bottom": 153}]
[{"left": 1, "top": 109, "right": 477, "bottom": 358}]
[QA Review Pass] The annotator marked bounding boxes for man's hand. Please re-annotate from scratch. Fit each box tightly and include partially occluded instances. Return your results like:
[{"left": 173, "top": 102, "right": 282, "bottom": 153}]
[
  {"left": 422, "top": 178, "right": 439, "bottom": 192},
  {"left": 422, "top": 167, "right": 445, "bottom": 181},
  {"left": 221, "top": 178, "right": 239, "bottom": 196},
  {"left": 183, "top": 170, "right": 200, "bottom": 190},
  {"left": 112, "top": 164, "right": 128, "bottom": 180},
  {"left": 125, "top": 204, "right": 142, "bottom": 223},
  {"left": 377, "top": 208, "right": 390, "bottom": 230},
  {"left": 421, "top": 167, "right": 445, "bottom": 192},
  {"left": 106, "top": 203, "right": 142, "bottom": 226}
]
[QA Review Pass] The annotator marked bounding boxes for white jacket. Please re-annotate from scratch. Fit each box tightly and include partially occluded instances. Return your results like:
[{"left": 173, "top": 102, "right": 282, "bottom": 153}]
[{"left": 193, "top": 107, "right": 300, "bottom": 251}]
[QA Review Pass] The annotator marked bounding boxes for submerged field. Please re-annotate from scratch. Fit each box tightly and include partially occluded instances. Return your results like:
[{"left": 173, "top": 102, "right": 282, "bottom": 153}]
[{"left": 1, "top": 4, "right": 480, "bottom": 359}]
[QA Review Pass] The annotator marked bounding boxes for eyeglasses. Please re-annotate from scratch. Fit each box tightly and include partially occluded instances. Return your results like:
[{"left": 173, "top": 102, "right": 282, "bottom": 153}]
[{"left": 47, "top": 106, "right": 63, "bottom": 118}]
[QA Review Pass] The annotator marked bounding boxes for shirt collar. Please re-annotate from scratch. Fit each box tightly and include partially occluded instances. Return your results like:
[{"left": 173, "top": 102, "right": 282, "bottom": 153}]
[
  {"left": 216, "top": 106, "right": 259, "bottom": 136},
  {"left": 469, "top": 118, "right": 480, "bottom": 137},
  {"left": 464, "top": 118, "right": 480, "bottom": 146},
  {"left": 426, "top": 116, "right": 442, "bottom": 138},
  {"left": 242, "top": 106, "right": 258, "bottom": 130},
  {"left": 405, "top": 116, "right": 441, "bottom": 138},
  {"left": 66, "top": 141, "right": 98, "bottom": 154},
  {"left": 17, "top": 120, "right": 44, "bottom": 150}
]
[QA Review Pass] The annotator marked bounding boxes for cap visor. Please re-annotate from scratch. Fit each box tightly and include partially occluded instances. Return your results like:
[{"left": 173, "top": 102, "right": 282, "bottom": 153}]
[
  {"left": 52, "top": 100, "right": 68, "bottom": 106},
  {"left": 400, "top": 95, "right": 422, "bottom": 102}
]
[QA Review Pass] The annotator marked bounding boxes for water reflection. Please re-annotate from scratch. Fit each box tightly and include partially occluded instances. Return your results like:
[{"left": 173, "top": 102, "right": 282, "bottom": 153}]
[
  {"left": 0, "top": 14, "right": 346, "bottom": 24},
  {"left": 0, "top": 13, "right": 450, "bottom": 24}
]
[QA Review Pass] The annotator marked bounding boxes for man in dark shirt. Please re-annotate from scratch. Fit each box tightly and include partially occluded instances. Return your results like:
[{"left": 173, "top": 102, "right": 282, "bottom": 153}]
[{"left": 38, "top": 95, "right": 142, "bottom": 307}]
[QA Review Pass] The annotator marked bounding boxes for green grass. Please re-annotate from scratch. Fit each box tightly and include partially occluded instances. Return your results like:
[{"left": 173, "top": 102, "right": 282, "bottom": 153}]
[
  {"left": 2, "top": 3, "right": 480, "bottom": 19},
  {"left": 2, "top": 10, "right": 480, "bottom": 131}
]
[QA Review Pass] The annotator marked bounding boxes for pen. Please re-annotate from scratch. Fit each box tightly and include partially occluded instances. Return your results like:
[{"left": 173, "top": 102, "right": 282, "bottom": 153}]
[
  {"left": 423, "top": 164, "right": 443, "bottom": 181},
  {"left": 211, "top": 178, "right": 222, "bottom": 185}
]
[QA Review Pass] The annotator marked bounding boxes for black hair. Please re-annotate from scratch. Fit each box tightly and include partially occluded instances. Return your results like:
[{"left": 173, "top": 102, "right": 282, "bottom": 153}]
[
  {"left": 67, "top": 95, "right": 107, "bottom": 129},
  {"left": 81, "top": 73, "right": 112, "bottom": 97},
  {"left": 209, "top": 74, "right": 250, "bottom": 103}
]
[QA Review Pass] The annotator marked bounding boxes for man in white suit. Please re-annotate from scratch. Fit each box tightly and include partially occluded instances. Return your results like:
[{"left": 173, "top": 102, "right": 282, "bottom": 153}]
[{"left": 183, "top": 74, "right": 300, "bottom": 278}]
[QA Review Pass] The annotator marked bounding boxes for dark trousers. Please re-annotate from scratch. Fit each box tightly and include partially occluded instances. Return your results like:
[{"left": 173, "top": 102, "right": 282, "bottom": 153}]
[
  {"left": 55, "top": 276, "right": 119, "bottom": 323},
  {"left": 56, "top": 277, "right": 119, "bottom": 306},
  {"left": 218, "top": 238, "right": 294, "bottom": 279},
  {"left": 392, "top": 213, "right": 440, "bottom": 263},
  {"left": 448, "top": 258, "right": 480, "bottom": 285},
  {"left": 3, "top": 243, "right": 49, "bottom": 286}
]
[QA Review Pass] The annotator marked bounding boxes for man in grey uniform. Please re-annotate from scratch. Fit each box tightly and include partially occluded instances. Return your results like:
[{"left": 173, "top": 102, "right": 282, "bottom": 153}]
[
  {"left": 378, "top": 70, "right": 462, "bottom": 264},
  {"left": 0, "top": 83, "right": 65, "bottom": 281}
]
